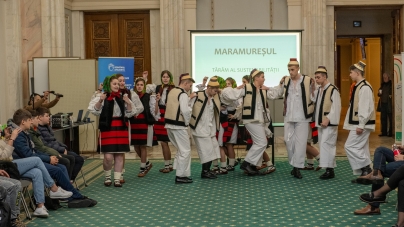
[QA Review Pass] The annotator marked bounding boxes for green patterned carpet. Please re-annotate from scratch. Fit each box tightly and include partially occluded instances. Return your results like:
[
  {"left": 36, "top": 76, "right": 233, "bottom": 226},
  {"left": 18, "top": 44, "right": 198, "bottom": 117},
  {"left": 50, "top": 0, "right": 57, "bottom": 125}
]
[{"left": 26, "top": 158, "right": 398, "bottom": 227}]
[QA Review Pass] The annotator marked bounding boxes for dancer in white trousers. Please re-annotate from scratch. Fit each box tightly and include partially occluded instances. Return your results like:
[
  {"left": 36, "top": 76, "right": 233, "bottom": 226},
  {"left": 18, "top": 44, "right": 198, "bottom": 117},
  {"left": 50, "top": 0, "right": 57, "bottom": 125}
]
[
  {"left": 189, "top": 77, "right": 222, "bottom": 179},
  {"left": 164, "top": 73, "right": 196, "bottom": 184},
  {"left": 221, "top": 69, "right": 279, "bottom": 175},
  {"left": 343, "top": 61, "right": 375, "bottom": 180},
  {"left": 311, "top": 66, "right": 341, "bottom": 179},
  {"left": 269, "top": 58, "right": 316, "bottom": 179}
]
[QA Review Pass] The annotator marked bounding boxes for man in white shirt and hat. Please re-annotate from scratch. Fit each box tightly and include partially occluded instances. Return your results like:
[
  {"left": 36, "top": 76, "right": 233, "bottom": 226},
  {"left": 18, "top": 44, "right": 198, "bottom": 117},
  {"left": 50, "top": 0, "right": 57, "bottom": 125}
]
[
  {"left": 343, "top": 61, "right": 375, "bottom": 181},
  {"left": 312, "top": 66, "right": 341, "bottom": 179},
  {"left": 165, "top": 73, "right": 196, "bottom": 184},
  {"left": 189, "top": 76, "right": 222, "bottom": 179}
]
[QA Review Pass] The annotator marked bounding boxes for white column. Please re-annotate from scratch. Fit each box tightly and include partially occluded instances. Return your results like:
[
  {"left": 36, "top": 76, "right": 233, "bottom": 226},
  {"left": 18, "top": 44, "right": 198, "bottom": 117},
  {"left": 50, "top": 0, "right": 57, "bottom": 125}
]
[
  {"left": 160, "top": 0, "right": 185, "bottom": 80},
  {"left": 71, "top": 11, "right": 85, "bottom": 59},
  {"left": 150, "top": 10, "right": 161, "bottom": 84},
  {"left": 0, "top": 0, "right": 22, "bottom": 122},
  {"left": 301, "top": 0, "right": 327, "bottom": 76},
  {"left": 41, "top": 0, "right": 66, "bottom": 57}
]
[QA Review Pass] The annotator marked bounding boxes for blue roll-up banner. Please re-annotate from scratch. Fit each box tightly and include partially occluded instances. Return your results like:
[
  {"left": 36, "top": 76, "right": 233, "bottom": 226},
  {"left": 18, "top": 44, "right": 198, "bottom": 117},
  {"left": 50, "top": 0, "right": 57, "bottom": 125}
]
[{"left": 98, "top": 57, "right": 135, "bottom": 90}]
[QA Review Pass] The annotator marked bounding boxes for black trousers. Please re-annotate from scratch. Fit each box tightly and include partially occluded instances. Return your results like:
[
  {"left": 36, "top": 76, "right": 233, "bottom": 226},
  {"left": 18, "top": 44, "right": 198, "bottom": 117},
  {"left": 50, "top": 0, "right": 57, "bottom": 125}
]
[
  {"left": 380, "top": 102, "right": 392, "bottom": 135},
  {"left": 60, "top": 151, "right": 84, "bottom": 180},
  {"left": 386, "top": 165, "right": 404, "bottom": 212}
]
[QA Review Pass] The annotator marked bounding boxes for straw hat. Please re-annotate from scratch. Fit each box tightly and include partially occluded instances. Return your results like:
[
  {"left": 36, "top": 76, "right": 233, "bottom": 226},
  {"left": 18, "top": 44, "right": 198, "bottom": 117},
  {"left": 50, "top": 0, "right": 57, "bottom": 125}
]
[
  {"left": 353, "top": 61, "right": 366, "bottom": 72},
  {"left": 315, "top": 66, "right": 327, "bottom": 74},
  {"left": 180, "top": 74, "right": 195, "bottom": 83},
  {"left": 208, "top": 76, "right": 220, "bottom": 87},
  {"left": 288, "top": 58, "right": 299, "bottom": 66}
]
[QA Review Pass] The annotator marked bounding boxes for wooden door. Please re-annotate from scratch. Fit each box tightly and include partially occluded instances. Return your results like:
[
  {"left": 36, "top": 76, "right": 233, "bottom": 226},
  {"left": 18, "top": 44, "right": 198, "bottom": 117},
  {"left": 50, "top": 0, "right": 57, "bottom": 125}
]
[{"left": 85, "top": 12, "right": 152, "bottom": 82}]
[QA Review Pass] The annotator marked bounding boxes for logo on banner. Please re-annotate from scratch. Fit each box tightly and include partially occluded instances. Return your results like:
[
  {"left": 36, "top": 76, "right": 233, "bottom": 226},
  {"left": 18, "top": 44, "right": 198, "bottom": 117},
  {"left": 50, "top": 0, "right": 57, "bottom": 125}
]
[{"left": 108, "top": 63, "right": 126, "bottom": 72}]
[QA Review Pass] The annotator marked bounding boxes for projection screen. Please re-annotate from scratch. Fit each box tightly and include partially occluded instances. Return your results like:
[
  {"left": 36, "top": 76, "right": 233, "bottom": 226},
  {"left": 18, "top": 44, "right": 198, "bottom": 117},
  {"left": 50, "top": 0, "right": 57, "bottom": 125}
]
[{"left": 191, "top": 30, "right": 302, "bottom": 89}]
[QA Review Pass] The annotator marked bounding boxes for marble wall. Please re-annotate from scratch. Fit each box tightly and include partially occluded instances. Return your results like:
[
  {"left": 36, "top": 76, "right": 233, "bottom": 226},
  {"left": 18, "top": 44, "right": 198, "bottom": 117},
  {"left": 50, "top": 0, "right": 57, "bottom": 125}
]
[
  {"left": 0, "top": 0, "right": 23, "bottom": 123},
  {"left": 20, "top": 0, "right": 43, "bottom": 106}
]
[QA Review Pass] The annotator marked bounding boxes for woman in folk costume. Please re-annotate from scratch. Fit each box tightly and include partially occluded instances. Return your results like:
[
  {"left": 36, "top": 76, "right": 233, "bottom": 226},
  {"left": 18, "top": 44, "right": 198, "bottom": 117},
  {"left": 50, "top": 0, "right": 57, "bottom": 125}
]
[
  {"left": 130, "top": 77, "right": 160, "bottom": 177},
  {"left": 221, "top": 70, "right": 278, "bottom": 175},
  {"left": 88, "top": 75, "right": 142, "bottom": 187},
  {"left": 216, "top": 77, "right": 241, "bottom": 172},
  {"left": 190, "top": 76, "right": 223, "bottom": 179},
  {"left": 154, "top": 70, "right": 176, "bottom": 173}
]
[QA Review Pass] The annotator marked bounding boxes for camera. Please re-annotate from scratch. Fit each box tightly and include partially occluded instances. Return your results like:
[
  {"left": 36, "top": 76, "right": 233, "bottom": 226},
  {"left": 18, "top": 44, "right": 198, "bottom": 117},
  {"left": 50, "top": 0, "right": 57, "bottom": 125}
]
[{"left": 44, "top": 91, "right": 64, "bottom": 98}]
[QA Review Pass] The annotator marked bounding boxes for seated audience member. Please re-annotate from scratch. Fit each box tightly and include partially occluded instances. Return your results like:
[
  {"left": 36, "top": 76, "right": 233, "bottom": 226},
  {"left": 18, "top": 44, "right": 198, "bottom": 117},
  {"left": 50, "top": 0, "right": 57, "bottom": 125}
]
[
  {"left": 11, "top": 109, "right": 97, "bottom": 208},
  {"left": 27, "top": 109, "right": 77, "bottom": 182},
  {"left": 36, "top": 107, "right": 84, "bottom": 182},
  {"left": 1, "top": 125, "right": 72, "bottom": 219},
  {"left": 358, "top": 165, "right": 404, "bottom": 227},
  {"left": 354, "top": 145, "right": 404, "bottom": 215},
  {"left": 24, "top": 91, "right": 61, "bottom": 110},
  {"left": 0, "top": 171, "right": 25, "bottom": 227}
]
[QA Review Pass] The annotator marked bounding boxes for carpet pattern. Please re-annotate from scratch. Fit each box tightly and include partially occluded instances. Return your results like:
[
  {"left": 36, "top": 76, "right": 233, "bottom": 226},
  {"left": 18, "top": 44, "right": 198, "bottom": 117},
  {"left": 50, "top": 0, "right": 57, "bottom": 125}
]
[{"left": 26, "top": 158, "right": 398, "bottom": 227}]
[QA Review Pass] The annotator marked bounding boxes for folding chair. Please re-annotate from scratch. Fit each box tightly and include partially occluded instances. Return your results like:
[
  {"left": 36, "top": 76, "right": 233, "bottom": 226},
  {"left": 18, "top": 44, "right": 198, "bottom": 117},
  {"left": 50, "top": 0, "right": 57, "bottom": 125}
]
[
  {"left": 19, "top": 178, "right": 35, "bottom": 220},
  {"left": 74, "top": 156, "right": 88, "bottom": 190}
]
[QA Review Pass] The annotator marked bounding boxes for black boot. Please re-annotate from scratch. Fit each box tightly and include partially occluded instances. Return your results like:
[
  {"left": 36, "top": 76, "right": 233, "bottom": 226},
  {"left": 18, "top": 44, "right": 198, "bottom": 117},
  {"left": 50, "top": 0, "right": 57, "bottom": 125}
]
[
  {"left": 291, "top": 167, "right": 302, "bottom": 179},
  {"left": 352, "top": 165, "right": 372, "bottom": 183},
  {"left": 241, "top": 161, "right": 258, "bottom": 175},
  {"left": 361, "top": 165, "right": 372, "bottom": 176},
  {"left": 201, "top": 162, "right": 216, "bottom": 179},
  {"left": 320, "top": 168, "right": 335, "bottom": 179}
]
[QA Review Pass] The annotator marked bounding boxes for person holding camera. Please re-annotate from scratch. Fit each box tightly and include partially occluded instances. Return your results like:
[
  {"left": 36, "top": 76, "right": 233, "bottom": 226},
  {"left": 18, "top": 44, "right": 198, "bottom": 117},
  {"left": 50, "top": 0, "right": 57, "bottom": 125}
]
[{"left": 24, "top": 91, "right": 62, "bottom": 111}]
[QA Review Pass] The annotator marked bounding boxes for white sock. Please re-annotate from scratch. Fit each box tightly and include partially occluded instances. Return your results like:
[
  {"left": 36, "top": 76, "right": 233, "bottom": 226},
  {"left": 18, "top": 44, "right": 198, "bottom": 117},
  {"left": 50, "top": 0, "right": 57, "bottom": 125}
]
[
  {"left": 221, "top": 162, "right": 227, "bottom": 168},
  {"left": 212, "top": 159, "right": 218, "bottom": 166},
  {"left": 258, "top": 156, "right": 264, "bottom": 165},
  {"left": 140, "top": 163, "right": 146, "bottom": 169},
  {"left": 266, "top": 161, "right": 273, "bottom": 167},
  {"left": 104, "top": 170, "right": 111, "bottom": 178},
  {"left": 114, "top": 172, "right": 122, "bottom": 181},
  {"left": 164, "top": 160, "right": 170, "bottom": 166},
  {"left": 229, "top": 158, "right": 235, "bottom": 166},
  {"left": 315, "top": 155, "right": 320, "bottom": 161},
  {"left": 307, "top": 159, "right": 314, "bottom": 165},
  {"left": 169, "top": 160, "right": 172, "bottom": 165}
]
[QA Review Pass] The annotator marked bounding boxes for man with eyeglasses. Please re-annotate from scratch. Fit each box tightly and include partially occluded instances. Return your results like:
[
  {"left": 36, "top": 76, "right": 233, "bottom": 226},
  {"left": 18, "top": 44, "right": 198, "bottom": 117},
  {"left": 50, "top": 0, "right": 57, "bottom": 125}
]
[{"left": 311, "top": 66, "right": 341, "bottom": 179}]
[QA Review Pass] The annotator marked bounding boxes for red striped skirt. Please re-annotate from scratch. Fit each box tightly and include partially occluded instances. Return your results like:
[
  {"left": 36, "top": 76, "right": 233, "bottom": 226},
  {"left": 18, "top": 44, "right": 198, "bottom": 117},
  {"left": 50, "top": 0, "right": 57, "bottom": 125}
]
[
  {"left": 129, "top": 113, "right": 157, "bottom": 146},
  {"left": 153, "top": 105, "right": 169, "bottom": 142},
  {"left": 99, "top": 118, "right": 130, "bottom": 153}
]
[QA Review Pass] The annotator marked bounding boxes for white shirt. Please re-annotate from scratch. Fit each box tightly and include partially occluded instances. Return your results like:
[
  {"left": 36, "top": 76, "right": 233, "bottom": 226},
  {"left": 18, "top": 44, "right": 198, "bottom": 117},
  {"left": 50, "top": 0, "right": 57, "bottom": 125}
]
[
  {"left": 159, "top": 87, "right": 168, "bottom": 106},
  {"left": 88, "top": 93, "right": 142, "bottom": 118},
  {"left": 272, "top": 75, "right": 312, "bottom": 122},
  {"left": 221, "top": 85, "right": 279, "bottom": 124},
  {"left": 191, "top": 92, "right": 216, "bottom": 137},
  {"left": 343, "top": 79, "right": 375, "bottom": 131},
  {"left": 312, "top": 83, "right": 341, "bottom": 127}
]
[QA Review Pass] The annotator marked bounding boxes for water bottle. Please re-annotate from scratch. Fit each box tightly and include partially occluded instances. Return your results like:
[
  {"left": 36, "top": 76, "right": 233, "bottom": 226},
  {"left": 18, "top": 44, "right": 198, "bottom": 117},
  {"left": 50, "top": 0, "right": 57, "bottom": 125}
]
[{"left": 393, "top": 144, "right": 401, "bottom": 156}]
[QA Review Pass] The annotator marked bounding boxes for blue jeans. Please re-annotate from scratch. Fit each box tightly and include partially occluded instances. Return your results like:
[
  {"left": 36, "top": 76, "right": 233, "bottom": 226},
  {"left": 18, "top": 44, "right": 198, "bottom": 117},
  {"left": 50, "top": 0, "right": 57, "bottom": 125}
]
[
  {"left": 370, "top": 146, "right": 404, "bottom": 208},
  {"left": 13, "top": 157, "right": 54, "bottom": 204},
  {"left": 0, "top": 177, "right": 21, "bottom": 219},
  {"left": 43, "top": 162, "right": 83, "bottom": 200}
]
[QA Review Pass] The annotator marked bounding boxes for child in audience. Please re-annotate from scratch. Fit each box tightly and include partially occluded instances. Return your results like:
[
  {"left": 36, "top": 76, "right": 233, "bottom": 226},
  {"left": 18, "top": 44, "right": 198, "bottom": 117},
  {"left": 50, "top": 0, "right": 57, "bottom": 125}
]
[
  {"left": 1, "top": 120, "right": 72, "bottom": 218},
  {"left": 27, "top": 109, "right": 76, "bottom": 182},
  {"left": 11, "top": 109, "right": 97, "bottom": 208},
  {"left": 36, "top": 107, "right": 84, "bottom": 182}
]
